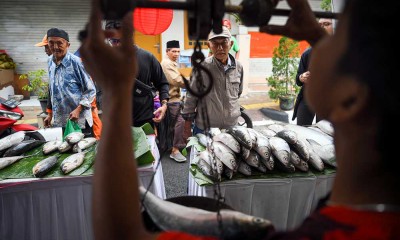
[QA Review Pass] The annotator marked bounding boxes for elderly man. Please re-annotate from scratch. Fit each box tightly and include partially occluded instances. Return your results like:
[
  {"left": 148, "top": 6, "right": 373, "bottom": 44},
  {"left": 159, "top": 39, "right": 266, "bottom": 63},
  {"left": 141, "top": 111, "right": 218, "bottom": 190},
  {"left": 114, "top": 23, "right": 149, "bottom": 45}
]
[
  {"left": 182, "top": 26, "right": 244, "bottom": 136},
  {"left": 44, "top": 28, "right": 96, "bottom": 137},
  {"left": 161, "top": 40, "right": 186, "bottom": 162}
]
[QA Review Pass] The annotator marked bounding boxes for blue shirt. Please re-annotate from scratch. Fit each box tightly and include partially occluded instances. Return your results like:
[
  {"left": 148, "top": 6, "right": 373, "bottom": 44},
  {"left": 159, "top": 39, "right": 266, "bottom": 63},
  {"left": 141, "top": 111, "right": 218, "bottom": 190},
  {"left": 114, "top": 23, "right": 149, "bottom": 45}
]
[{"left": 48, "top": 52, "right": 96, "bottom": 128}]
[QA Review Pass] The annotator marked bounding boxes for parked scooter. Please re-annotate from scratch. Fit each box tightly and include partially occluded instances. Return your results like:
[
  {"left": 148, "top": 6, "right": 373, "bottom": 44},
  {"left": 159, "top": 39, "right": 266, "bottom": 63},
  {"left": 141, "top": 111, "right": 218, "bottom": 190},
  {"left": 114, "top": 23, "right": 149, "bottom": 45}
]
[{"left": 0, "top": 97, "right": 45, "bottom": 140}]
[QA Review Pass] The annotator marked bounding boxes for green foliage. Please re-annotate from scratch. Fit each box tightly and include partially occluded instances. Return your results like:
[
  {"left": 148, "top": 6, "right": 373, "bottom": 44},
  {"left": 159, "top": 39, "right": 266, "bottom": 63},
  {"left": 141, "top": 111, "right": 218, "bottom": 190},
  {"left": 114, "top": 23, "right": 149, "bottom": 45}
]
[
  {"left": 19, "top": 69, "right": 49, "bottom": 99},
  {"left": 267, "top": 37, "right": 300, "bottom": 100},
  {"left": 321, "top": 0, "right": 332, "bottom": 11}
]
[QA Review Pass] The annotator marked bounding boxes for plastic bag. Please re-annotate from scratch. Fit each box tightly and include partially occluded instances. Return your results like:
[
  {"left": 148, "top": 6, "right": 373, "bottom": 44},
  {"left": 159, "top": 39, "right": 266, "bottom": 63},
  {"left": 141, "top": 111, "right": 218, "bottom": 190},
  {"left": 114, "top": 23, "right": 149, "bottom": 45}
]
[{"left": 63, "top": 119, "right": 82, "bottom": 139}]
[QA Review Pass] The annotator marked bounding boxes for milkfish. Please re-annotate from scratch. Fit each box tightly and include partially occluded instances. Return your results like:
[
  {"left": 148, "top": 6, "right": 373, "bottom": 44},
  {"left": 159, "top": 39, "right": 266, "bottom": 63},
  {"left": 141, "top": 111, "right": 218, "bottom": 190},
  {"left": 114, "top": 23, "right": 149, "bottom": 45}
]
[
  {"left": 196, "top": 133, "right": 209, "bottom": 147},
  {"left": 196, "top": 158, "right": 219, "bottom": 181},
  {"left": 198, "top": 150, "right": 224, "bottom": 180},
  {"left": 42, "top": 140, "right": 63, "bottom": 155},
  {"left": 212, "top": 141, "right": 238, "bottom": 172},
  {"left": 289, "top": 150, "right": 309, "bottom": 172},
  {"left": 0, "top": 155, "right": 31, "bottom": 170},
  {"left": 269, "top": 137, "right": 291, "bottom": 169},
  {"left": 284, "top": 124, "right": 333, "bottom": 145},
  {"left": 64, "top": 132, "right": 85, "bottom": 145},
  {"left": 213, "top": 133, "right": 241, "bottom": 153},
  {"left": 254, "top": 135, "right": 271, "bottom": 163},
  {"left": 241, "top": 145, "right": 251, "bottom": 160},
  {"left": 73, "top": 137, "right": 97, "bottom": 153},
  {"left": 244, "top": 150, "right": 260, "bottom": 168},
  {"left": 0, "top": 131, "right": 25, "bottom": 152},
  {"left": 260, "top": 155, "right": 275, "bottom": 171},
  {"left": 256, "top": 162, "right": 267, "bottom": 173},
  {"left": 237, "top": 161, "right": 252, "bottom": 176},
  {"left": 32, "top": 155, "right": 59, "bottom": 177},
  {"left": 315, "top": 120, "right": 334, "bottom": 137},
  {"left": 60, "top": 151, "right": 86, "bottom": 174},
  {"left": 307, "top": 148, "right": 325, "bottom": 171},
  {"left": 306, "top": 139, "right": 337, "bottom": 168},
  {"left": 246, "top": 128, "right": 259, "bottom": 149},
  {"left": 209, "top": 128, "right": 222, "bottom": 137},
  {"left": 58, "top": 141, "right": 72, "bottom": 153},
  {"left": 276, "top": 130, "right": 310, "bottom": 161},
  {"left": 3, "top": 140, "right": 45, "bottom": 157},
  {"left": 224, "top": 167, "right": 234, "bottom": 179},
  {"left": 139, "top": 186, "right": 274, "bottom": 240},
  {"left": 227, "top": 126, "right": 252, "bottom": 149},
  {"left": 267, "top": 124, "right": 285, "bottom": 133},
  {"left": 256, "top": 127, "right": 276, "bottom": 138}
]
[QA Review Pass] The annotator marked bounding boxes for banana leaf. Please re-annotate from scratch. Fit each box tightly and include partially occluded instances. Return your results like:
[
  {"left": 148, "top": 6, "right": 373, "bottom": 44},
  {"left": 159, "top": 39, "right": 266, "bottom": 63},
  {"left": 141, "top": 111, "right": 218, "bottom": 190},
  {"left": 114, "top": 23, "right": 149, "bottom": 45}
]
[{"left": 132, "top": 127, "right": 154, "bottom": 166}]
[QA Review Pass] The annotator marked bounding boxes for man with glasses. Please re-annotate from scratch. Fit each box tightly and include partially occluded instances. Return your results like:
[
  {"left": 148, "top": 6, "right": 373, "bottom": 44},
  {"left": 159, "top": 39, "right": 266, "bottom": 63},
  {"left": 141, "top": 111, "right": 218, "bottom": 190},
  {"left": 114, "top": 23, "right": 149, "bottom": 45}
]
[
  {"left": 44, "top": 28, "right": 96, "bottom": 137},
  {"left": 182, "top": 26, "right": 244, "bottom": 136}
]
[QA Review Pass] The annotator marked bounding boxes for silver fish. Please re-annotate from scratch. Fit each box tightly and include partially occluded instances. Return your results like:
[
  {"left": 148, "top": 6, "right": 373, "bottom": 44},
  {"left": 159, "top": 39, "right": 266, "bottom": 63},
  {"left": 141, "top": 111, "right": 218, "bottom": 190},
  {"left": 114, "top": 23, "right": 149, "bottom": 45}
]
[
  {"left": 212, "top": 141, "right": 238, "bottom": 171},
  {"left": 259, "top": 129, "right": 276, "bottom": 138},
  {"left": 209, "top": 128, "right": 222, "bottom": 137},
  {"left": 262, "top": 155, "right": 275, "bottom": 171},
  {"left": 196, "top": 133, "right": 209, "bottom": 147},
  {"left": 256, "top": 163, "right": 267, "bottom": 173},
  {"left": 32, "top": 155, "right": 59, "bottom": 177},
  {"left": 276, "top": 130, "right": 310, "bottom": 161},
  {"left": 254, "top": 135, "right": 271, "bottom": 163},
  {"left": 58, "top": 141, "right": 72, "bottom": 153},
  {"left": 213, "top": 133, "right": 241, "bottom": 153},
  {"left": 290, "top": 151, "right": 309, "bottom": 172},
  {"left": 307, "top": 139, "right": 337, "bottom": 168},
  {"left": 196, "top": 158, "right": 219, "bottom": 181},
  {"left": 0, "top": 131, "right": 25, "bottom": 152},
  {"left": 245, "top": 150, "right": 260, "bottom": 168},
  {"left": 3, "top": 140, "right": 45, "bottom": 157},
  {"left": 269, "top": 137, "right": 291, "bottom": 168},
  {"left": 0, "top": 155, "right": 30, "bottom": 170},
  {"left": 64, "top": 132, "right": 85, "bottom": 145},
  {"left": 241, "top": 145, "right": 251, "bottom": 160},
  {"left": 224, "top": 167, "right": 234, "bottom": 179},
  {"left": 72, "top": 137, "right": 97, "bottom": 153},
  {"left": 267, "top": 124, "right": 285, "bottom": 133},
  {"left": 315, "top": 120, "right": 334, "bottom": 137},
  {"left": 238, "top": 161, "right": 252, "bottom": 176},
  {"left": 307, "top": 148, "right": 325, "bottom": 171},
  {"left": 227, "top": 126, "right": 252, "bottom": 149},
  {"left": 139, "top": 186, "right": 273, "bottom": 240},
  {"left": 60, "top": 152, "right": 86, "bottom": 174},
  {"left": 42, "top": 140, "right": 63, "bottom": 155},
  {"left": 198, "top": 150, "right": 223, "bottom": 180},
  {"left": 246, "top": 128, "right": 259, "bottom": 149},
  {"left": 284, "top": 124, "right": 333, "bottom": 145}
]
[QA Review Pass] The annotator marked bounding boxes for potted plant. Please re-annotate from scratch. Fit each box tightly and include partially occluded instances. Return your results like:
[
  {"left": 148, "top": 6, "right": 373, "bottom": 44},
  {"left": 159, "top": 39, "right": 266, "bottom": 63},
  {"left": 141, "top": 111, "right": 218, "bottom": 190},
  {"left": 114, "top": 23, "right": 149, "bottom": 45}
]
[
  {"left": 267, "top": 36, "right": 300, "bottom": 110},
  {"left": 19, "top": 69, "right": 49, "bottom": 112}
]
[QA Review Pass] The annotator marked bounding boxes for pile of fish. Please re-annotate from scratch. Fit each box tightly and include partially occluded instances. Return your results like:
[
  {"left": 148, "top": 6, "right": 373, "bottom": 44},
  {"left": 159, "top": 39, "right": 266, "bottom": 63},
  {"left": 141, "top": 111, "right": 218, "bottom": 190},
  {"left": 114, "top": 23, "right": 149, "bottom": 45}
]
[
  {"left": 0, "top": 131, "right": 97, "bottom": 178},
  {"left": 193, "top": 120, "right": 336, "bottom": 181}
]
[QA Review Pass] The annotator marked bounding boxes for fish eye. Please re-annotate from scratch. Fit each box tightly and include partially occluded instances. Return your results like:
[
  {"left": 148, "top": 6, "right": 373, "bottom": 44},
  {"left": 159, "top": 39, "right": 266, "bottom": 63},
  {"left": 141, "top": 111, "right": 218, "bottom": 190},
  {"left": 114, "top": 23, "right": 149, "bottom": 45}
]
[{"left": 253, "top": 218, "right": 265, "bottom": 223}]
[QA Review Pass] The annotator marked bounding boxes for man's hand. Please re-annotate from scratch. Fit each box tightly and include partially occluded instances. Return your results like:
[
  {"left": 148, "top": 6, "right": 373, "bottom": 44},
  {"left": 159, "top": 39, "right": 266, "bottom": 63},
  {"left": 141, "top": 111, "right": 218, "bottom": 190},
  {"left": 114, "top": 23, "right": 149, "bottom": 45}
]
[
  {"left": 300, "top": 71, "right": 311, "bottom": 83},
  {"left": 44, "top": 114, "right": 52, "bottom": 128},
  {"left": 183, "top": 120, "right": 192, "bottom": 142},
  {"left": 69, "top": 105, "right": 82, "bottom": 121},
  {"left": 153, "top": 104, "right": 167, "bottom": 123}
]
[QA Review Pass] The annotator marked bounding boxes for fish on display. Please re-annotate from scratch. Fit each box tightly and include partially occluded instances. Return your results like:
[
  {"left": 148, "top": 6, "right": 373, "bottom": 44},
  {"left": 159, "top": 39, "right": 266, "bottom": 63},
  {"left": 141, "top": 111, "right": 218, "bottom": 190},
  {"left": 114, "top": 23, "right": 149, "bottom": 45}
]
[
  {"left": 276, "top": 130, "right": 310, "bottom": 161},
  {"left": 307, "top": 148, "right": 325, "bottom": 171},
  {"left": 256, "top": 162, "right": 267, "bottom": 173},
  {"left": 244, "top": 150, "right": 260, "bottom": 168},
  {"left": 237, "top": 161, "right": 252, "bottom": 176},
  {"left": 275, "top": 161, "right": 296, "bottom": 173},
  {"left": 269, "top": 137, "right": 291, "bottom": 168},
  {"left": 32, "top": 155, "right": 59, "bottom": 177},
  {"left": 3, "top": 140, "right": 46, "bottom": 157},
  {"left": 284, "top": 124, "right": 333, "bottom": 146},
  {"left": 64, "top": 132, "right": 85, "bottom": 145},
  {"left": 289, "top": 150, "right": 309, "bottom": 172},
  {"left": 261, "top": 155, "right": 275, "bottom": 171},
  {"left": 60, "top": 151, "right": 86, "bottom": 174},
  {"left": 246, "top": 128, "right": 259, "bottom": 149},
  {"left": 315, "top": 120, "right": 334, "bottom": 137},
  {"left": 306, "top": 139, "right": 337, "bottom": 168},
  {"left": 257, "top": 128, "right": 276, "bottom": 138},
  {"left": 254, "top": 135, "right": 271, "bottom": 163},
  {"left": 0, "top": 131, "right": 25, "bottom": 152},
  {"left": 212, "top": 141, "right": 238, "bottom": 171},
  {"left": 240, "top": 145, "right": 251, "bottom": 160},
  {"left": 139, "top": 186, "right": 274, "bottom": 240},
  {"left": 209, "top": 128, "right": 222, "bottom": 137},
  {"left": 224, "top": 167, "right": 234, "bottom": 179},
  {"left": 213, "top": 133, "right": 241, "bottom": 153},
  {"left": 196, "top": 158, "right": 219, "bottom": 181},
  {"left": 0, "top": 155, "right": 31, "bottom": 170},
  {"left": 58, "top": 141, "right": 72, "bottom": 153},
  {"left": 267, "top": 124, "right": 285, "bottom": 133},
  {"left": 196, "top": 133, "right": 209, "bottom": 147},
  {"left": 43, "top": 140, "right": 63, "bottom": 155},
  {"left": 227, "top": 126, "right": 252, "bottom": 149},
  {"left": 197, "top": 150, "right": 222, "bottom": 180},
  {"left": 72, "top": 137, "right": 97, "bottom": 153}
]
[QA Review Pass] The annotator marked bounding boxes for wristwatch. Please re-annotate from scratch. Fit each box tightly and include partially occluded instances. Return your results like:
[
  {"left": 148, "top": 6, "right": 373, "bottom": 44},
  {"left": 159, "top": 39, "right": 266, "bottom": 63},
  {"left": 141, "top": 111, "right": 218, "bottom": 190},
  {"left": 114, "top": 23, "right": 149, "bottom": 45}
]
[{"left": 161, "top": 100, "right": 168, "bottom": 106}]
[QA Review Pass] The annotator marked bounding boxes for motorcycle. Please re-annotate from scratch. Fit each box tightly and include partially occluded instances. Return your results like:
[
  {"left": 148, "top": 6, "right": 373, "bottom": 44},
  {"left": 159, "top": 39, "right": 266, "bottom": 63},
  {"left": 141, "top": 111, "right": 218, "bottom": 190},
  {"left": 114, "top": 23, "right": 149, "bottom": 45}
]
[{"left": 0, "top": 97, "right": 45, "bottom": 140}]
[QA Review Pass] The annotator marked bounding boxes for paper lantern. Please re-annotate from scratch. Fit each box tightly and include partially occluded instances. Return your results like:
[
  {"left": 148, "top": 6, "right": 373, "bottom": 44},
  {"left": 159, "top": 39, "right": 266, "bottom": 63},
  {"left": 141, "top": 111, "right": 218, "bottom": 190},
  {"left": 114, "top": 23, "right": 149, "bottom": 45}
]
[{"left": 134, "top": 0, "right": 173, "bottom": 35}]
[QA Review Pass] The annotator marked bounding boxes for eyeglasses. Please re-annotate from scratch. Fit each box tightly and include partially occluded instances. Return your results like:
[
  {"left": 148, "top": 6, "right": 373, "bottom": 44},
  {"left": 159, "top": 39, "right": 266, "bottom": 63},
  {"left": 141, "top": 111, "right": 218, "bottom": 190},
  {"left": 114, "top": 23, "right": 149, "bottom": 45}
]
[
  {"left": 319, "top": 22, "right": 332, "bottom": 27},
  {"left": 108, "top": 38, "right": 121, "bottom": 45}
]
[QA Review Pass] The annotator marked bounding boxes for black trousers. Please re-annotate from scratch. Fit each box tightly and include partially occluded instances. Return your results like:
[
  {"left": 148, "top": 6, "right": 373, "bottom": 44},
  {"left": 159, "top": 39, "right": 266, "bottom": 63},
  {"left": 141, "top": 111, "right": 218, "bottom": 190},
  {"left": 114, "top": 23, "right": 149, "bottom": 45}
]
[{"left": 296, "top": 99, "right": 320, "bottom": 126}]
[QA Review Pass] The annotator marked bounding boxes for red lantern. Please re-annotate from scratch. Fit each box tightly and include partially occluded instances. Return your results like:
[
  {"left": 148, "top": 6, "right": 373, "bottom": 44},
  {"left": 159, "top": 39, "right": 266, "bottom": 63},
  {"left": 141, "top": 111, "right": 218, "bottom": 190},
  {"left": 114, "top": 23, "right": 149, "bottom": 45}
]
[{"left": 133, "top": 0, "right": 173, "bottom": 35}]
